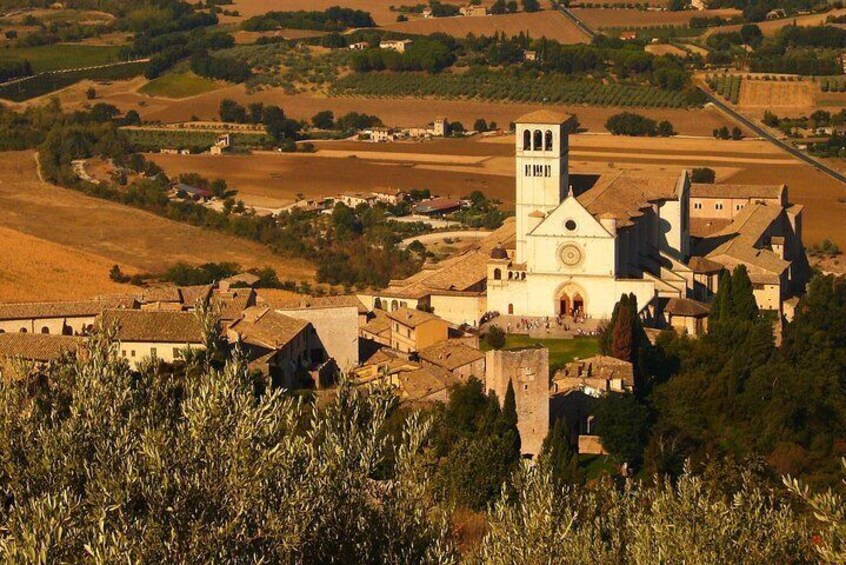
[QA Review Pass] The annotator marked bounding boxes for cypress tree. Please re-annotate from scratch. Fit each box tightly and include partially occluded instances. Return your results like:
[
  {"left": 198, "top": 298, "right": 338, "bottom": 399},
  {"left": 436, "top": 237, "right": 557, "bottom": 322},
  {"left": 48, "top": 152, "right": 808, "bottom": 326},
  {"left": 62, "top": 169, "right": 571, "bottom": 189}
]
[
  {"left": 611, "top": 294, "right": 634, "bottom": 363},
  {"left": 542, "top": 417, "right": 582, "bottom": 485},
  {"left": 600, "top": 294, "right": 627, "bottom": 355},
  {"left": 731, "top": 265, "right": 759, "bottom": 320},
  {"left": 709, "top": 271, "right": 734, "bottom": 324},
  {"left": 501, "top": 380, "right": 521, "bottom": 457}
]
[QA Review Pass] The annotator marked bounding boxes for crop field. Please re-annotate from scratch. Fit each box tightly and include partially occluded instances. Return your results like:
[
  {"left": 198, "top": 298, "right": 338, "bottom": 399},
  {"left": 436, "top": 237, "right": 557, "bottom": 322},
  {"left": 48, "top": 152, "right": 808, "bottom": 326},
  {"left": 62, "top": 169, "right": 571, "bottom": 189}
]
[
  {"left": 0, "top": 44, "right": 123, "bottom": 72},
  {"left": 139, "top": 72, "right": 225, "bottom": 99},
  {"left": 331, "top": 72, "right": 690, "bottom": 107},
  {"left": 572, "top": 7, "right": 741, "bottom": 28},
  {"left": 644, "top": 44, "right": 688, "bottom": 57},
  {"left": 707, "top": 74, "right": 742, "bottom": 104},
  {"left": 148, "top": 133, "right": 846, "bottom": 246},
  {"left": 0, "top": 60, "right": 148, "bottom": 102},
  {"left": 222, "top": 0, "right": 495, "bottom": 25},
  {"left": 0, "top": 226, "right": 140, "bottom": 303},
  {"left": 738, "top": 78, "right": 816, "bottom": 108},
  {"left": 701, "top": 9, "right": 846, "bottom": 39},
  {"left": 0, "top": 151, "right": 315, "bottom": 300},
  {"left": 382, "top": 11, "right": 589, "bottom": 44}
]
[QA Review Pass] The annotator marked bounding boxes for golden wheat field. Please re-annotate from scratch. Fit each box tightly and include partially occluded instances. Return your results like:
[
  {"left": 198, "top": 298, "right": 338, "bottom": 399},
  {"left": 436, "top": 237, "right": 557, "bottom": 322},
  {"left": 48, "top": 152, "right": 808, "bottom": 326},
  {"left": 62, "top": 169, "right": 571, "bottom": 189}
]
[
  {"left": 0, "top": 151, "right": 315, "bottom": 301},
  {"left": 572, "top": 7, "right": 740, "bottom": 28},
  {"left": 738, "top": 80, "right": 817, "bottom": 108},
  {"left": 382, "top": 11, "right": 589, "bottom": 43}
]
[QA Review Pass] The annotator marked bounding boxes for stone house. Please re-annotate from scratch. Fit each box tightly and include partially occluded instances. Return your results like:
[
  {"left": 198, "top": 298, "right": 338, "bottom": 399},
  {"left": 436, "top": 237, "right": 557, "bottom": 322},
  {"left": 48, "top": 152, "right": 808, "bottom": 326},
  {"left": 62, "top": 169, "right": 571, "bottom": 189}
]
[
  {"left": 0, "top": 297, "right": 136, "bottom": 336},
  {"left": 386, "top": 307, "right": 449, "bottom": 354},
  {"left": 418, "top": 340, "right": 485, "bottom": 381},
  {"left": 98, "top": 309, "right": 206, "bottom": 369}
]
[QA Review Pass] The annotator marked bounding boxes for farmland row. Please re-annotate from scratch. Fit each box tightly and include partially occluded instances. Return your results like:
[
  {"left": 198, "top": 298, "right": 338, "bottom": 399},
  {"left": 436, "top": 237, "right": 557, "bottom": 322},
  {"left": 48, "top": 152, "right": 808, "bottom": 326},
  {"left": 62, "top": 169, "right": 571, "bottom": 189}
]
[{"left": 331, "top": 72, "right": 690, "bottom": 108}]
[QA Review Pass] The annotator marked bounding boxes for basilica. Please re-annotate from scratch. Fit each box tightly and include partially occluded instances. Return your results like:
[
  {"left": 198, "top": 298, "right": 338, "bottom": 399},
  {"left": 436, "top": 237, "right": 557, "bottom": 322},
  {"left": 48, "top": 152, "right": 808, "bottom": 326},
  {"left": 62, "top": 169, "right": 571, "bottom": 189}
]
[{"left": 485, "top": 110, "right": 807, "bottom": 329}]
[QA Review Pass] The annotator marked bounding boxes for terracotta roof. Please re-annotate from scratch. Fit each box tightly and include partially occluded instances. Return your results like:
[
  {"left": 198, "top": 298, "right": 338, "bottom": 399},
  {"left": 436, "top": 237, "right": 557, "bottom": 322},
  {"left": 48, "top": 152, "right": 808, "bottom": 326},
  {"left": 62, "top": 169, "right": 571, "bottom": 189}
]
[
  {"left": 515, "top": 110, "right": 575, "bottom": 125},
  {"left": 382, "top": 250, "right": 489, "bottom": 299},
  {"left": 142, "top": 285, "right": 182, "bottom": 303},
  {"left": 418, "top": 341, "right": 484, "bottom": 371},
  {"left": 361, "top": 310, "right": 392, "bottom": 337},
  {"left": 179, "top": 285, "right": 213, "bottom": 307},
  {"left": 665, "top": 297, "right": 710, "bottom": 317},
  {"left": 223, "top": 272, "right": 261, "bottom": 287},
  {"left": 257, "top": 290, "right": 367, "bottom": 314},
  {"left": 576, "top": 171, "right": 683, "bottom": 228},
  {"left": 99, "top": 310, "right": 204, "bottom": 343},
  {"left": 688, "top": 256, "right": 725, "bottom": 274},
  {"left": 211, "top": 289, "right": 255, "bottom": 322},
  {"left": 693, "top": 203, "right": 791, "bottom": 277},
  {"left": 690, "top": 217, "right": 732, "bottom": 239},
  {"left": 386, "top": 307, "right": 445, "bottom": 329},
  {"left": 227, "top": 306, "right": 309, "bottom": 350},
  {"left": 554, "top": 354, "right": 634, "bottom": 386},
  {"left": 0, "top": 297, "right": 136, "bottom": 321},
  {"left": 0, "top": 333, "right": 84, "bottom": 362},
  {"left": 413, "top": 198, "right": 462, "bottom": 215},
  {"left": 397, "top": 365, "right": 458, "bottom": 401},
  {"left": 690, "top": 183, "right": 784, "bottom": 201}
]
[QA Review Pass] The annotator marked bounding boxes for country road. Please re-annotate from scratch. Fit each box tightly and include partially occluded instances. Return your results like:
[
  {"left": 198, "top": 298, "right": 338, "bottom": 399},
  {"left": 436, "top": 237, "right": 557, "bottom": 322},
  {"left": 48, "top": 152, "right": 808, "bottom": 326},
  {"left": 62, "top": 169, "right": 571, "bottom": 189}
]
[{"left": 700, "top": 88, "right": 846, "bottom": 187}]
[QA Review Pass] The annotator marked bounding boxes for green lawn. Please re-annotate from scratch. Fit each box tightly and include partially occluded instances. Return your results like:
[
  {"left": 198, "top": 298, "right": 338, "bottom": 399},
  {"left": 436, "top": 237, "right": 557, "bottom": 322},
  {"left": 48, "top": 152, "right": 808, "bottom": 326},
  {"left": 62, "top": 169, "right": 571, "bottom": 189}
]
[
  {"left": 139, "top": 71, "right": 224, "bottom": 99},
  {"left": 0, "top": 44, "right": 123, "bottom": 72},
  {"left": 481, "top": 335, "right": 599, "bottom": 371}
]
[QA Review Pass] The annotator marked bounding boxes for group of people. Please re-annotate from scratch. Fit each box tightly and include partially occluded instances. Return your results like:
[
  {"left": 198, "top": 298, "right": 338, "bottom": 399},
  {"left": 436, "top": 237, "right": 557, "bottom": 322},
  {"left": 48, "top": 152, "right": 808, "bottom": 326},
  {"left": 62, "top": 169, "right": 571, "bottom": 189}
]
[{"left": 504, "top": 312, "right": 594, "bottom": 336}]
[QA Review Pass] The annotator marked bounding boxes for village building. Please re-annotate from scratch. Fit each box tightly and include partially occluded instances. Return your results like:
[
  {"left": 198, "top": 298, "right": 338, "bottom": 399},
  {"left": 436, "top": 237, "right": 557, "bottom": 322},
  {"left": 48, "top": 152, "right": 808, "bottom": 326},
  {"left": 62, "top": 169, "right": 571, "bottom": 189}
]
[
  {"left": 369, "top": 127, "right": 396, "bottom": 143},
  {"left": 461, "top": 5, "right": 489, "bottom": 16},
  {"left": 386, "top": 307, "right": 449, "bottom": 353},
  {"left": 256, "top": 290, "right": 365, "bottom": 371},
  {"left": 226, "top": 306, "right": 332, "bottom": 388},
  {"left": 172, "top": 183, "right": 213, "bottom": 202},
  {"left": 664, "top": 297, "right": 710, "bottom": 336},
  {"left": 98, "top": 309, "right": 206, "bottom": 369},
  {"left": 550, "top": 355, "right": 636, "bottom": 455},
  {"left": 348, "top": 41, "right": 368, "bottom": 50},
  {"left": 418, "top": 340, "right": 485, "bottom": 380},
  {"left": 413, "top": 197, "right": 463, "bottom": 216},
  {"left": 209, "top": 133, "right": 231, "bottom": 155},
  {"left": 523, "top": 50, "right": 538, "bottom": 62},
  {"left": 0, "top": 333, "right": 85, "bottom": 380},
  {"left": 0, "top": 297, "right": 136, "bottom": 336},
  {"left": 485, "top": 110, "right": 808, "bottom": 327},
  {"left": 339, "top": 192, "right": 379, "bottom": 208},
  {"left": 379, "top": 39, "right": 413, "bottom": 53}
]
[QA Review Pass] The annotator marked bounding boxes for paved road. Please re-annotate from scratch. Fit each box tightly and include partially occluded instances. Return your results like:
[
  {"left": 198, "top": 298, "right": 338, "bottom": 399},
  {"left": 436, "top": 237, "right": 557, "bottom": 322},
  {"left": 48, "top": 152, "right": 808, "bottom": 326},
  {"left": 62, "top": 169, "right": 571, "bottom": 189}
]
[
  {"left": 559, "top": 6, "right": 598, "bottom": 40},
  {"left": 700, "top": 87, "right": 846, "bottom": 186}
]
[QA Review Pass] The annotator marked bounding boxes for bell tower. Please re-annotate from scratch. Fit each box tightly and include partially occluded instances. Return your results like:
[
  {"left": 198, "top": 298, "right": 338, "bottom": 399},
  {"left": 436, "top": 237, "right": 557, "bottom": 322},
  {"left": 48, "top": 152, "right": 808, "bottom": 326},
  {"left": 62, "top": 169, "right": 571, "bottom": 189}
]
[{"left": 514, "top": 111, "right": 576, "bottom": 263}]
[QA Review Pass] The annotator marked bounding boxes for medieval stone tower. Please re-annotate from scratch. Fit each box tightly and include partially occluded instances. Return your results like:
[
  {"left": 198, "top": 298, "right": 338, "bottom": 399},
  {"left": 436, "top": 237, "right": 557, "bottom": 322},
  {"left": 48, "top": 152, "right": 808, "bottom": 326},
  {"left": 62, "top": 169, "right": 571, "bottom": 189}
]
[
  {"left": 514, "top": 110, "right": 577, "bottom": 263},
  {"left": 485, "top": 346, "right": 550, "bottom": 457}
]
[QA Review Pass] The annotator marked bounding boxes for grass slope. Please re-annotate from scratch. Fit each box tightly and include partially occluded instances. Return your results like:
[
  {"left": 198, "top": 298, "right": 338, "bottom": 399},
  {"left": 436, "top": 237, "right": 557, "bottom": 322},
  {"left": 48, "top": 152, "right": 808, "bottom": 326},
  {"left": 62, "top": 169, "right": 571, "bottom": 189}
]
[
  {"left": 139, "top": 72, "right": 223, "bottom": 99},
  {"left": 0, "top": 44, "right": 123, "bottom": 72},
  {"left": 482, "top": 335, "right": 599, "bottom": 371}
]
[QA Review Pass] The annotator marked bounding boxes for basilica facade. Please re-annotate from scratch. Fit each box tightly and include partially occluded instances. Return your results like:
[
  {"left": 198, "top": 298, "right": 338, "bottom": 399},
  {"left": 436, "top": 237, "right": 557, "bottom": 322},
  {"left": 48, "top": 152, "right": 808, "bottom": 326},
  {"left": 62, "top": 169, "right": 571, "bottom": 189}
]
[{"left": 486, "top": 111, "right": 806, "bottom": 324}]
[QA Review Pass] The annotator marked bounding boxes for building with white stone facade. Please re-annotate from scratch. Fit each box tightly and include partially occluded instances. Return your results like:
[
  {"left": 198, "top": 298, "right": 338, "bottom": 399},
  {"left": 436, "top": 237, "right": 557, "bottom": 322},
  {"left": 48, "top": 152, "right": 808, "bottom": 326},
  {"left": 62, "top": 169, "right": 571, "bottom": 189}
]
[{"left": 486, "top": 110, "right": 807, "bottom": 325}]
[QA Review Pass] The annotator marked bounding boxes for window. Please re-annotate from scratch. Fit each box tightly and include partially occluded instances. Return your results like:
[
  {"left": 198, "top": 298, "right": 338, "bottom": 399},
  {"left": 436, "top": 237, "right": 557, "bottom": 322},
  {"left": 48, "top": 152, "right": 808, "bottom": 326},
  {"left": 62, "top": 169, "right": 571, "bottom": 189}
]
[
  {"left": 565, "top": 219, "right": 577, "bottom": 231},
  {"left": 524, "top": 384, "right": 529, "bottom": 391},
  {"left": 545, "top": 165, "right": 551, "bottom": 177},
  {"left": 19, "top": 328, "right": 26, "bottom": 333},
  {"left": 121, "top": 350, "right": 126, "bottom": 357},
  {"left": 523, "top": 129, "right": 531, "bottom": 150},
  {"left": 545, "top": 130, "right": 554, "bottom": 151},
  {"left": 694, "top": 202, "right": 702, "bottom": 210},
  {"left": 40, "top": 326, "right": 49, "bottom": 334},
  {"left": 524, "top": 164, "right": 531, "bottom": 176},
  {"left": 131, "top": 350, "right": 136, "bottom": 357},
  {"left": 715, "top": 203, "right": 724, "bottom": 210},
  {"left": 493, "top": 268, "right": 502, "bottom": 280},
  {"left": 173, "top": 348, "right": 181, "bottom": 358},
  {"left": 533, "top": 129, "right": 542, "bottom": 150},
  {"left": 150, "top": 347, "right": 157, "bottom": 358},
  {"left": 736, "top": 204, "right": 743, "bottom": 210},
  {"left": 406, "top": 328, "right": 411, "bottom": 338}
]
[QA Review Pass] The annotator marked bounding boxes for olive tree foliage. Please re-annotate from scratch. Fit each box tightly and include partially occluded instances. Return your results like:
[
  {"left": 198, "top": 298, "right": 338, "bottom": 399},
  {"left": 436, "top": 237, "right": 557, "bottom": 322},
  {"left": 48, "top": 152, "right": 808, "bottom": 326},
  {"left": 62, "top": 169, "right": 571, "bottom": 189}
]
[
  {"left": 474, "top": 461, "right": 814, "bottom": 564},
  {"left": 0, "top": 333, "right": 456, "bottom": 563},
  {"left": 784, "top": 459, "right": 846, "bottom": 563}
]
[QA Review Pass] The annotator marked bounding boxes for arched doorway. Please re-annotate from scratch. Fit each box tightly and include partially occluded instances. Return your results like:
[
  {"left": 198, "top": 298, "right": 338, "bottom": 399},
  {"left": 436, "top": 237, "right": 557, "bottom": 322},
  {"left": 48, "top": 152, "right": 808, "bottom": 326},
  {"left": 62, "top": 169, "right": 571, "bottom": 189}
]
[{"left": 555, "top": 283, "right": 587, "bottom": 318}]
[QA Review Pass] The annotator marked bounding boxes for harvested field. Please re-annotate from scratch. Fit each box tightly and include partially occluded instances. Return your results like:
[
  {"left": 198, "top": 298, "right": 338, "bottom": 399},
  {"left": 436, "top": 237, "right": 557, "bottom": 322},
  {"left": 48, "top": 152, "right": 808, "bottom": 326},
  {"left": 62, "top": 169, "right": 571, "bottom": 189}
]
[
  {"left": 702, "top": 9, "right": 846, "bottom": 38},
  {"left": 644, "top": 44, "right": 688, "bottom": 57},
  {"left": 738, "top": 79, "right": 816, "bottom": 108},
  {"left": 382, "top": 11, "right": 590, "bottom": 44},
  {"left": 231, "top": 29, "right": 327, "bottom": 44},
  {"left": 573, "top": 7, "right": 740, "bottom": 28},
  {"left": 0, "top": 151, "right": 315, "bottom": 290},
  {"left": 0, "top": 226, "right": 141, "bottom": 303},
  {"left": 149, "top": 134, "right": 846, "bottom": 246}
]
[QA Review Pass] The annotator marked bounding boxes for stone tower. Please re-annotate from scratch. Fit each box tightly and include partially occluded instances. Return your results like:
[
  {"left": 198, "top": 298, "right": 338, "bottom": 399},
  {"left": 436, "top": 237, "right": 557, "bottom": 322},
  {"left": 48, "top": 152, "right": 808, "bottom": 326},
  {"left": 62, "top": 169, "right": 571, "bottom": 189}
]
[
  {"left": 514, "top": 111, "right": 577, "bottom": 263},
  {"left": 485, "top": 347, "right": 550, "bottom": 457}
]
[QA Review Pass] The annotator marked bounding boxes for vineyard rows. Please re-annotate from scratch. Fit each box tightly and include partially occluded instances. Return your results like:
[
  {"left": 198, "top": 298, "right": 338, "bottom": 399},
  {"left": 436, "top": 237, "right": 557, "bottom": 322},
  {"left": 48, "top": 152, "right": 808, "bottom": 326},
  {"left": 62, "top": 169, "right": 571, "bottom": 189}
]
[
  {"left": 330, "top": 72, "right": 690, "bottom": 108},
  {"left": 706, "top": 74, "right": 742, "bottom": 104},
  {"left": 0, "top": 61, "right": 148, "bottom": 102},
  {"left": 125, "top": 129, "right": 270, "bottom": 153}
]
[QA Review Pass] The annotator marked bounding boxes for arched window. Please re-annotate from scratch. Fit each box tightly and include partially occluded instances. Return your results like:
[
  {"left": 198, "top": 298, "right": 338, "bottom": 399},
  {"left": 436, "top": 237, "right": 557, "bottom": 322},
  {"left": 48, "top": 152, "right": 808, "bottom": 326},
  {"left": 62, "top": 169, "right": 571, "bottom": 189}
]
[
  {"left": 533, "top": 129, "right": 542, "bottom": 151},
  {"left": 391, "top": 300, "right": 399, "bottom": 311},
  {"left": 40, "top": 326, "right": 49, "bottom": 334},
  {"left": 521, "top": 272, "right": 526, "bottom": 280},
  {"left": 0, "top": 329, "right": 5, "bottom": 334},
  {"left": 523, "top": 129, "right": 531, "bottom": 150},
  {"left": 508, "top": 271, "right": 513, "bottom": 280},
  {"left": 493, "top": 268, "right": 502, "bottom": 280},
  {"left": 19, "top": 328, "right": 27, "bottom": 333},
  {"left": 545, "top": 130, "right": 554, "bottom": 151},
  {"left": 508, "top": 304, "right": 514, "bottom": 315},
  {"left": 62, "top": 325, "right": 73, "bottom": 336}
]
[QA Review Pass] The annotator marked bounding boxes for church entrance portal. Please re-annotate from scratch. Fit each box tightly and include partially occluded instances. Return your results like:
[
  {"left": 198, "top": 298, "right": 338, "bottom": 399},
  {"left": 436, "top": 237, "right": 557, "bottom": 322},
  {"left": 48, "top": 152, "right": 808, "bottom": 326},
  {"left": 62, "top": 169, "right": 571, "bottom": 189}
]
[{"left": 556, "top": 287, "right": 587, "bottom": 317}]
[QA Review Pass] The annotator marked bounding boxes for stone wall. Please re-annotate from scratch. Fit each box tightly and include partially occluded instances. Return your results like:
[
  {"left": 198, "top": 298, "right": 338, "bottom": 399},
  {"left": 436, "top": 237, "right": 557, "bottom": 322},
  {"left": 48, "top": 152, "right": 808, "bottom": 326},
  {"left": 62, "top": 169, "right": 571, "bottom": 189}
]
[{"left": 485, "top": 347, "right": 549, "bottom": 456}]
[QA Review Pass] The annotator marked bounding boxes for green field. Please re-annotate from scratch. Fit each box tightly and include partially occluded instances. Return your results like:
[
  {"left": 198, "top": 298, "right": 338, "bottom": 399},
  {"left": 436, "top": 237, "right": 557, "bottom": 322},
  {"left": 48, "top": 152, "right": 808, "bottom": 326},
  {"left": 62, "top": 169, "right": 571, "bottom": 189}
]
[
  {"left": 482, "top": 335, "right": 599, "bottom": 372},
  {"left": 139, "top": 72, "right": 223, "bottom": 99},
  {"left": 0, "top": 44, "right": 123, "bottom": 72},
  {"left": 125, "top": 129, "right": 271, "bottom": 152}
]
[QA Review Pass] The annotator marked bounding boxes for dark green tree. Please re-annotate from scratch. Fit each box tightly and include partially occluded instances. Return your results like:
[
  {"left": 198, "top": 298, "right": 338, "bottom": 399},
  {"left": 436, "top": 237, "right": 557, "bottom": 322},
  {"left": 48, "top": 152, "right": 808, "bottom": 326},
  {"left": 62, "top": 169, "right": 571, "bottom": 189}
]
[
  {"left": 731, "top": 265, "right": 758, "bottom": 320},
  {"left": 542, "top": 417, "right": 582, "bottom": 484},
  {"left": 595, "top": 393, "right": 651, "bottom": 465}
]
